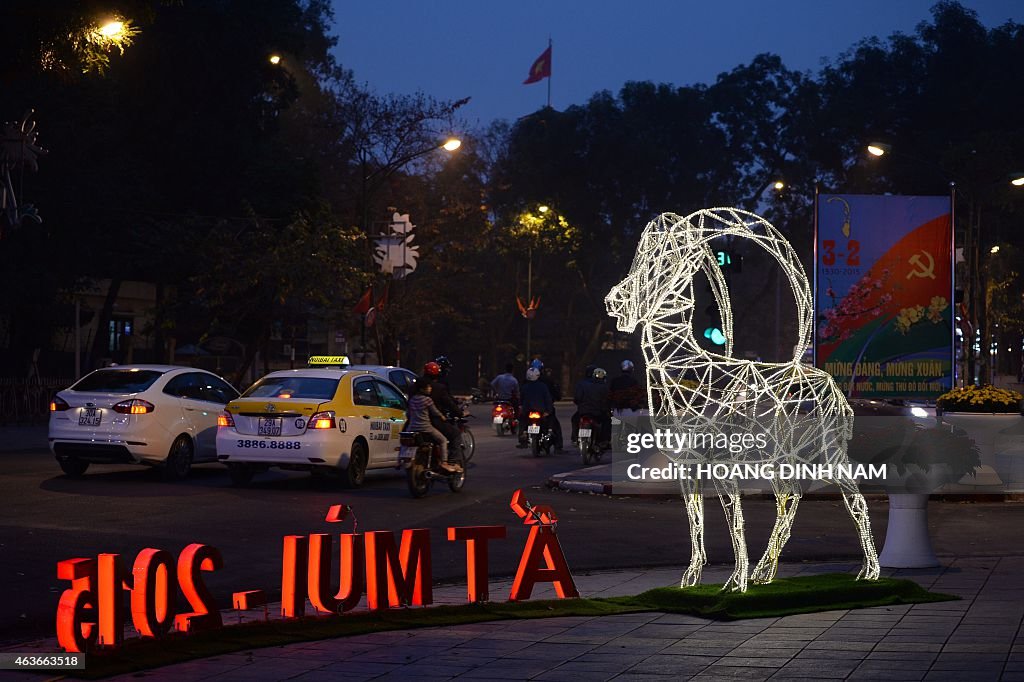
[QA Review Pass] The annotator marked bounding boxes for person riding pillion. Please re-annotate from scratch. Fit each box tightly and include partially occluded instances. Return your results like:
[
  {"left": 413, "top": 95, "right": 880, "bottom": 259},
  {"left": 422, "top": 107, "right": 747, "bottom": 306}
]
[
  {"left": 518, "top": 367, "right": 554, "bottom": 446},
  {"left": 406, "top": 381, "right": 461, "bottom": 472}
]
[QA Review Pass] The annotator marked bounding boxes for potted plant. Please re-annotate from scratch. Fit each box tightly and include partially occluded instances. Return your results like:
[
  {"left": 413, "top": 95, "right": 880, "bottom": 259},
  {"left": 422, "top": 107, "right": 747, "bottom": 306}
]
[
  {"left": 937, "top": 385, "right": 1023, "bottom": 487},
  {"left": 849, "top": 409, "right": 980, "bottom": 567}
]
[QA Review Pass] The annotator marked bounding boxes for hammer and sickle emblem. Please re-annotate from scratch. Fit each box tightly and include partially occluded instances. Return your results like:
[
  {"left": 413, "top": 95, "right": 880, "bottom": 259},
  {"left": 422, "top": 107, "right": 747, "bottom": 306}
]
[{"left": 906, "top": 250, "right": 936, "bottom": 280}]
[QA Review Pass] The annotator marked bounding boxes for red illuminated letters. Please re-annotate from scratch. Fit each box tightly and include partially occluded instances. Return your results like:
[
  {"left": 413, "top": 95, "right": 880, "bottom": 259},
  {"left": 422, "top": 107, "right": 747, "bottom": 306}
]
[
  {"left": 447, "top": 526, "right": 506, "bottom": 603},
  {"left": 365, "top": 529, "right": 432, "bottom": 609},
  {"left": 308, "top": 533, "right": 365, "bottom": 614}
]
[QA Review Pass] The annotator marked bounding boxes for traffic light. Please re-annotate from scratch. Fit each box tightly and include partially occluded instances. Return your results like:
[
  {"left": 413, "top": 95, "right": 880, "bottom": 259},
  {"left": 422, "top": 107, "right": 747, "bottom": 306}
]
[
  {"left": 715, "top": 250, "right": 742, "bottom": 273},
  {"left": 703, "top": 304, "right": 727, "bottom": 346}
]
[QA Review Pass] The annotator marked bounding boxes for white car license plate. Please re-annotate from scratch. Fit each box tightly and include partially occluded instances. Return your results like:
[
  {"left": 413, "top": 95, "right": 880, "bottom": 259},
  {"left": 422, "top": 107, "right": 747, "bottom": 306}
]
[
  {"left": 258, "top": 417, "right": 282, "bottom": 436},
  {"left": 578, "top": 428, "right": 592, "bottom": 438},
  {"left": 492, "top": 416, "right": 504, "bottom": 424},
  {"left": 527, "top": 424, "right": 540, "bottom": 434},
  {"left": 79, "top": 407, "right": 101, "bottom": 426}
]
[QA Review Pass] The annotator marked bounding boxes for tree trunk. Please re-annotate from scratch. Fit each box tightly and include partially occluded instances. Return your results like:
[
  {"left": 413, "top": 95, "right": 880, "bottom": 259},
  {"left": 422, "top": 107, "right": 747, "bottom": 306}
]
[{"left": 89, "top": 278, "right": 122, "bottom": 369}]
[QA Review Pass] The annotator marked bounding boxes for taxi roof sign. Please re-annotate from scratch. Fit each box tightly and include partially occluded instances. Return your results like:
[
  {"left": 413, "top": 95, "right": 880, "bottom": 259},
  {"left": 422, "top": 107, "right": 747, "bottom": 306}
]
[{"left": 308, "top": 355, "right": 351, "bottom": 367}]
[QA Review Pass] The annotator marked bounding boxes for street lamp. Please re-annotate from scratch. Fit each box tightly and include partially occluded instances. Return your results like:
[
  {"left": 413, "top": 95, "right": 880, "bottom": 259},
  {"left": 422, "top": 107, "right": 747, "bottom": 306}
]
[
  {"left": 1010, "top": 173, "right": 1024, "bottom": 187},
  {"left": 866, "top": 142, "right": 891, "bottom": 157},
  {"left": 268, "top": 54, "right": 282, "bottom": 65}
]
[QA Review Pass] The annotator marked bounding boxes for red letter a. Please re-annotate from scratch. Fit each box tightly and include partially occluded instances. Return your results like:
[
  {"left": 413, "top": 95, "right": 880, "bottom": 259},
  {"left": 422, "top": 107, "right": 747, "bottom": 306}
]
[{"left": 509, "top": 526, "right": 579, "bottom": 601}]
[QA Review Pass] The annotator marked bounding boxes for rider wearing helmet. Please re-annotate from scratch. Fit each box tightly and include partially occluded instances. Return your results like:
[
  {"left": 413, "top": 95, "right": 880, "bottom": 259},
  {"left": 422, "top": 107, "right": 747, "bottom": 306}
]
[
  {"left": 517, "top": 367, "right": 554, "bottom": 447},
  {"left": 610, "top": 359, "right": 644, "bottom": 411},
  {"left": 423, "top": 361, "right": 463, "bottom": 460},
  {"left": 434, "top": 356, "right": 453, "bottom": 388},
  {"left": 539, "top": 366, "right": 564, "bottom": 451},
  {"left": 572, "top": 365, "right": 611, "bottom": 446}
]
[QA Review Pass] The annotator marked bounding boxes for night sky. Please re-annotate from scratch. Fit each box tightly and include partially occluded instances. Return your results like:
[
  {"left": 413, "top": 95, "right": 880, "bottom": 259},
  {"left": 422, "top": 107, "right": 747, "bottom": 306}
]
[{"left": 329, "top": 0, "right": 1024, "bottom": 129}]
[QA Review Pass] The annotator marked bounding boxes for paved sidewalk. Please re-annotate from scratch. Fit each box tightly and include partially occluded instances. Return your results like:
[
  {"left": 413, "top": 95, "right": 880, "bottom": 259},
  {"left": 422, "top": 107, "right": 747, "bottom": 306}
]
[{"left": 6, "top": 557, "right": 1023, "bottom": 681}]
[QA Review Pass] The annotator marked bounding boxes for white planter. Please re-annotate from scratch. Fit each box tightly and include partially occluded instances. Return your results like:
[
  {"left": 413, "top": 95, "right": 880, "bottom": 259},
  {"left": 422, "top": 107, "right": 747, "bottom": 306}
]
[
  {"left": 879, "top": 493, "right": 939, "bottom": 568},
  {"left": 940, "top": 412, "right": 1021, "bottom": 486}
]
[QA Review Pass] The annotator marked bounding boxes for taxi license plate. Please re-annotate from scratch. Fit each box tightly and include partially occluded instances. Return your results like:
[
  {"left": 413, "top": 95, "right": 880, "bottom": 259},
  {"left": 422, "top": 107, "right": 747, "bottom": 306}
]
[
  {"left": 578, "top": 428, "right": 592, "bottom": 438},
  {"left": 258, "top": 417, "right": 282, "bottom": 436},
  {"left": 79, "top": 407, "right": 101, "bottom": 427},
  {"left": 492, "top": 416, "right": 504, "bottom": 424},
  {"left": 527, "top": 424, "right": 540, "bottom": 434}
]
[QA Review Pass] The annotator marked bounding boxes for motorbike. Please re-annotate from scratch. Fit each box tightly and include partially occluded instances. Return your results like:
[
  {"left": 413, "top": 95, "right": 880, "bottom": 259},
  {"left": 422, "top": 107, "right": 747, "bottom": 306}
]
[
  {"left": 525, "top": 411, "right": 554, "bottom": 457},
  {"left": 447, "top": 410, "right": 476, "bottom": 464},
  {"left": 470, "top": 387, "right": 495, "bottom": 404},
  {"left": 399, "top": 431, "right": 466, "bottom": 498},
  {"left": 492, "top": 401, "right": 518, "bottom": 437},
  {"left": 577, "top": 414, "right": 605, "bottom": 465}
]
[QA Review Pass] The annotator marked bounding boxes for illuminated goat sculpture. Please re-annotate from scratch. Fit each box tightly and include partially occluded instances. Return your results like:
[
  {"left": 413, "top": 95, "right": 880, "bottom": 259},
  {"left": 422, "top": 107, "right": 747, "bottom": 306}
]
[{"left": 605, "top": 209, "right": 879, "bottom": 592}]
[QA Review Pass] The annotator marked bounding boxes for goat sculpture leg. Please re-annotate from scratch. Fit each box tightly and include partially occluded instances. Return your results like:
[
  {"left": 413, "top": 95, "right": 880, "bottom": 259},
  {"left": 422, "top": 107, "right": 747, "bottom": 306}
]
[
  {"left": 751, "top": 477, "right": 802, "bottom": 584},
  {"left": 679, "top": 476, "right": 707, "bottom": 587},
  {"left": 714, "top": 477, "right": 749, "bottom": 592},
  {"left": 834, "top": 475, "right": 881, "bottom": 580}
]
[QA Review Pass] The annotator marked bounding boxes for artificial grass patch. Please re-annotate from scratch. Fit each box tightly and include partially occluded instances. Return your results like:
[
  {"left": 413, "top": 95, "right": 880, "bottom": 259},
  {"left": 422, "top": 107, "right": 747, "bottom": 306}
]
[{"left": 70, "top": 574, "right": 955, "bottom": 679}]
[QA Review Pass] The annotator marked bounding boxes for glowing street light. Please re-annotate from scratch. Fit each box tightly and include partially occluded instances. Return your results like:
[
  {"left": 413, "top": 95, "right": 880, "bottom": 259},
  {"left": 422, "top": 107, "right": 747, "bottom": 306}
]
[
  {"left": 1010, "top": 173, "right": 1024, "bottom": 187},
  {"left": 268, "top": 54, "right": 282, "bottom": 65},
  {"left": 537, "top": 205, "right": 550, "bottom": 213},
  {"left": 772, "top": 181, "right": 785, "bottom": 191},
  {"left": 442, "top": 138, "right": 461, "bottom": 152},
  {"left": 866, "top": 142, "right": 891, "bottom": 157},
  {"left": 97, "top": 20, "right": 126, "bottom": 38},
  {"left": 990, "top": 245, "right": 1001, "bottom": 254}
]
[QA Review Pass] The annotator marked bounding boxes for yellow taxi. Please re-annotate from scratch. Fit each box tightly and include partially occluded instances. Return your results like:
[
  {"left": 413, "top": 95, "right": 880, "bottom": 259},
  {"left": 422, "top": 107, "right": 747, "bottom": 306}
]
[{"left": 215, "top": 357, "right": 408, "bottom": 487}]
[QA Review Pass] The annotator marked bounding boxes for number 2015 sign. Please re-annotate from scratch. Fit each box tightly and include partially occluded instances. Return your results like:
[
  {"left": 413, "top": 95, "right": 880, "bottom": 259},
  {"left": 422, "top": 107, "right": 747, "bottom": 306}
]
[{"left": 55, "top": 491, "right": 578, "bottom": 653}]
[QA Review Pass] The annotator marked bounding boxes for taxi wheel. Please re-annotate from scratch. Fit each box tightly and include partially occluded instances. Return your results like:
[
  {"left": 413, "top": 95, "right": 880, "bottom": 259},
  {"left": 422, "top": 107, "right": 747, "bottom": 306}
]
[
  {"left": 58, "top": 457, "right": 89, "bottom": 477},
  {"left": 341, "top": 441, "right": 368, "bottom": 489},
  {"left": 163, "top": 436, "right": 193, "bottom": 481}
]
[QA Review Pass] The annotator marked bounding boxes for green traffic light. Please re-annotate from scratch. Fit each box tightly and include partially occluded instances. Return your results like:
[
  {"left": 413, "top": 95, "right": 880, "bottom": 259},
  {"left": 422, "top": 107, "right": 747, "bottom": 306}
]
[{"left": 703, "top": 327, "right": 727, "bottom": 345}]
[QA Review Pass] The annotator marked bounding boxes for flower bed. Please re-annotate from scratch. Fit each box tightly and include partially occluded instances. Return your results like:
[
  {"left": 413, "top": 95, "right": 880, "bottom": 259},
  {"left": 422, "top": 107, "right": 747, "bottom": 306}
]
[{"left": 937, "top": 385, "right": 1022, "bottom": 414}]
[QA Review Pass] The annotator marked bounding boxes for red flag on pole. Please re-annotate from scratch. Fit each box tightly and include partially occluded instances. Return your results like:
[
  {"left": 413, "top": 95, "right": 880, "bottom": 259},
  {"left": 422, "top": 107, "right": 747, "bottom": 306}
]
[
  {"left": 523, "top": 45, "right": 552, "bottom": 84},
  {"left": 376, "top": 281, "right": 389, "bottom": 314},
  {"left": 352, "top": 286, "right": 373, "bottom": 315}
]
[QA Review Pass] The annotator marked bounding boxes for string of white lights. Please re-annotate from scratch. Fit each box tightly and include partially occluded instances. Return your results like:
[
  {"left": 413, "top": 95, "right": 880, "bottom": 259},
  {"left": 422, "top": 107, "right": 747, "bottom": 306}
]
[{"left": 606, "top": 208, "right": 880, "bottom": 592}]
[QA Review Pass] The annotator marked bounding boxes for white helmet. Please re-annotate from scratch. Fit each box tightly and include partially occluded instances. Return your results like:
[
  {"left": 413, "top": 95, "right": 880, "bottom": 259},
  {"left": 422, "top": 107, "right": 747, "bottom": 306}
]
[
  {"left": 592, "top": 367, "right": 607, "bottom": 380},
  {"left": 621, "top": 359, "right": 634, "bottom": 372},
  {"left": 526, "top": 367, "right": 541, "bottom": 381}
]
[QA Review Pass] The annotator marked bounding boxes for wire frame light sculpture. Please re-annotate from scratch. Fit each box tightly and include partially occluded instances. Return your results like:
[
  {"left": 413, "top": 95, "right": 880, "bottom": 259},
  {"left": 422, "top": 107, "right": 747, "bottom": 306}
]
[{"left": 605, "top": 209, "right": 879, "bottom": 592}]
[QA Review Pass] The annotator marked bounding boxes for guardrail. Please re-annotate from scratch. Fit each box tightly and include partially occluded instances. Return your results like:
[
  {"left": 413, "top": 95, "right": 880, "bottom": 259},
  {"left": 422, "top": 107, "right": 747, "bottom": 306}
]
[{"left": 0, "top": 378, "right": 71, "bottom": 425}]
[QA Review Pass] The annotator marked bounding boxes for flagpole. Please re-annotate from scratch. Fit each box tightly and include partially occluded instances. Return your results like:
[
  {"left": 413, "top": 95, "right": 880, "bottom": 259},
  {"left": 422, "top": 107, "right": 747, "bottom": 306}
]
[{"left": 546, "top": 37, "right": 552, "bottom": 109}]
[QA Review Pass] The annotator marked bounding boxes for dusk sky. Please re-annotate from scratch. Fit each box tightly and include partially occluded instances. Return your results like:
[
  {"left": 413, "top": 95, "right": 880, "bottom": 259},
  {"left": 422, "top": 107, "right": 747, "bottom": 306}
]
[{"left": 329, "top": 1, "right": 1024, "bottom": 131}]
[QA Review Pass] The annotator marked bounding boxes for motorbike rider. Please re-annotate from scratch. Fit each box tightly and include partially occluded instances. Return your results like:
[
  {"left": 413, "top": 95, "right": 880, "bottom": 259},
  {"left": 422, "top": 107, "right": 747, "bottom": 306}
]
[
  {"left": 491, "top": 363, "right": 520, "bottom": 411},
  {"left": 423, "top": 361, "right": 463, "bottom": 459},
  {"left": 517, "top": 367, "right": 554, "bottom": 447},
  {"left": 572, "top": 366, "right": 611, "bottom": 447},
  {"left": 406, "top": 381, "right": 461, "bottom": 472},
  {"left": 609, "top": 359, "right": 645, "bottom": 412},
  {"left": 434, "top": 356, "right": 453, "bottom": 389}
]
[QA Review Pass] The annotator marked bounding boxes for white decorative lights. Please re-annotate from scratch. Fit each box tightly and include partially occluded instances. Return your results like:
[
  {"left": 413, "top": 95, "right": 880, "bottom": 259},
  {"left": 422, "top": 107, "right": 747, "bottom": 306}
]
[{"left": 605, "top": 209, "right": 880, "bottom": 592}]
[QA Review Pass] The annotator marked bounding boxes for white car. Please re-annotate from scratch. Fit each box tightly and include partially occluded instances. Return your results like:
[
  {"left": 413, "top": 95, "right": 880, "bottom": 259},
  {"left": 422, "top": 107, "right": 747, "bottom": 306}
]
[
  {"left": 216, "top": 368, "right": 408, "bottom": 488},
  {"left": 49, "top": 365, "right": 240, "bottom": 480}
]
